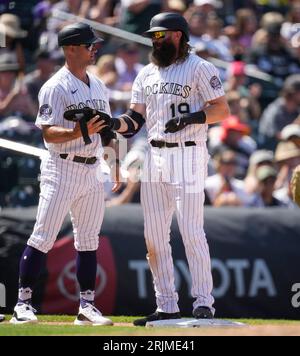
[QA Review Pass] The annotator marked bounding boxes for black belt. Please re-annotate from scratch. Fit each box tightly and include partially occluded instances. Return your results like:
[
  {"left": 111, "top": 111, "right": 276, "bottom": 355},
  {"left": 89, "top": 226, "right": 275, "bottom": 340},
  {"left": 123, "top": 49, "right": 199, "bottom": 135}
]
[
  {"left": 60, "top": 154, "right": 97, "bottom": 165},
  {"left": 150, "top": 140, "right": 196, "bottom": 149}
]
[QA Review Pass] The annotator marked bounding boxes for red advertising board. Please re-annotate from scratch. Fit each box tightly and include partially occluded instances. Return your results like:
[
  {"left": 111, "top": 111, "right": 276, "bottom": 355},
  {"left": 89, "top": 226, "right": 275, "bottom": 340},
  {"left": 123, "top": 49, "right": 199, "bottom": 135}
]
[{"left": 42, "top": 236, "right": 117, "bottom": 315}]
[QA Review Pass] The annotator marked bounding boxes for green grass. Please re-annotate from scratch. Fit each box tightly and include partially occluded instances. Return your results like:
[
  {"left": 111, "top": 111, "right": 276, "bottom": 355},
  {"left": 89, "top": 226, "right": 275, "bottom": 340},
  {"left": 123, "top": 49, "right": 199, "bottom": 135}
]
[
  {"left": 0, "top": 315, "right": 136, "bottom": 336},
  {"left": 0, "top": 316, "right": 300, "bottom": 336}
]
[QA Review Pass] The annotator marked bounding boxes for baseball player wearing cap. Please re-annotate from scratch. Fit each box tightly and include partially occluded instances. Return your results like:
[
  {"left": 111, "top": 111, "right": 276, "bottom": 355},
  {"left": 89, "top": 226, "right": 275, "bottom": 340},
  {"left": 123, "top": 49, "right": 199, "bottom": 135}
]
[
  {"left": 105, "top": 13, "right": 230, "bottom": 325},
  {"left": 10, "top": 23, "right": 121, "bottom": 326}
]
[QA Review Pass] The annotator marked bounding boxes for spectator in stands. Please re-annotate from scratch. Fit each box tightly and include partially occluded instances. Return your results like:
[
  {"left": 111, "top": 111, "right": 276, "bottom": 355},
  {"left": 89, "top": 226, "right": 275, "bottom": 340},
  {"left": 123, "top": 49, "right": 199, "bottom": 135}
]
[
  {"left": 275, "top": 140, "right": 300, "bottom": 207},
  {"left": 201, "top": 16, "right": 233, "bottom": 62},
  {"left": 274, "top": 178, "right": 299, "bottom": 209},
  {"left": 78, "top": 0, "right": 118, "bottom": 25},
  {"left": 259, "top": 74, "right": 300, "bottom": 150},
  {"left": 193, "top": 0, "right": 223, "bottom": 15},
  {"left": 291, "top": 163, "right": 300, "bottom": 207},
  {"left": 2, "top": 0, "right": 40, "bottom": 33},
  {"left": 47, "top": 0, "right": 83, "bottom": 33},
  {"left": 205, "top": 150, "right": 252, "bottom": 207},
  {"left": 24, "top": 49, "right": 60, "bottom": 103},
  {"left": 274, "top": 141, "right": 300, "bottom": 191},
  {"left": 244, "top": 149, "right": 275, "bottom": 194},
  {"left": 0, "top": 54, "right": 37, "bottom": 120},
  {"left": 210, "top": 115, "right": 257, "bottom": 178},
  {"left": 255, "top": 0, "right": 289, "bottom": 14},
  {"left": 234, "top": 8, "right": 258, "bottom": 50},
  {"left": 91, "top": 54, "right": 131, "bottom": 115},
  {"left": 0, "top": 13, "right": 27, "bottom": 74},
  {"left": 32, "top": 1, "right": 59, "bottom": 54},
  {"left": 280, "top": 123, "right": 300, "bottom": 148},
  {"left": 246, "top": 19, "right": 300, "bottom": 87},
  {"left": 93, "top": 54, "right": 119, "bottom": 88},
  {"left": 226, "top": 91, "right": 246, "bottom": 120},
  {"left": 226, "top": 60, "right": 247, "bottom": 94},
  {"left": 281, "top": 2, "right": 300, "bottom": 43},
  {"left": 119, "top": 0, "right": 164, "bottom": 35},
  {"left": 250, "top": 165, "right": 287, "bottom": 207},
  {"left": 31, "top": 1, "right": 52, "bottom": 51},
  {"left": 252, "top": 11, "right": 284, "bottom": 46},
  {"left": 165, "top": 0, "right": 187, "bottom": 14},
  {"left": 115, "top": 43, "right": 144, "bottom": 92},
  {"left": 226, "top": 60, "right": 262, "bottom": 122},
  {"left": 221, "top": 0, "right": 257, "bottom": 16},
  {"left": 222, "top": 24, "right": 245, "bottom": 60},
  {"left": 184, "top": 6, "right": 208, "bottom": 47}
]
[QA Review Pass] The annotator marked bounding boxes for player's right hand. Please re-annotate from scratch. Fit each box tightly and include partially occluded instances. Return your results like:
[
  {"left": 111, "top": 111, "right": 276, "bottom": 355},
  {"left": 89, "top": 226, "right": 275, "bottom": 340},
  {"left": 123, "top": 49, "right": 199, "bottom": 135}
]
[{"left": 87, "top": 115, "right": 108, "bottom": 135}]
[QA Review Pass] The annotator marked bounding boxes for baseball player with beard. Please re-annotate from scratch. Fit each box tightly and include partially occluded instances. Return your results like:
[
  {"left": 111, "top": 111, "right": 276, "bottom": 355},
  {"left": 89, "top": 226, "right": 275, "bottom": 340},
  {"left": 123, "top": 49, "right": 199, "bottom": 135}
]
[
  {"left": 103, "top": 13, "right": 230, "bottom": 325},
  {"left": 10, "top": 23, "right": 121, "bottom": 326}
]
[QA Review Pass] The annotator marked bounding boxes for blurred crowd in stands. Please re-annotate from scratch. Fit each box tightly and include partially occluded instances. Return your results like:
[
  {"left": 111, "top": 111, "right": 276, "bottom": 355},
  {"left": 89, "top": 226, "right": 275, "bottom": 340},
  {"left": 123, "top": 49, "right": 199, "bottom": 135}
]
[{"left": 0, "top": 0, "right": 300, "bottom": 209}]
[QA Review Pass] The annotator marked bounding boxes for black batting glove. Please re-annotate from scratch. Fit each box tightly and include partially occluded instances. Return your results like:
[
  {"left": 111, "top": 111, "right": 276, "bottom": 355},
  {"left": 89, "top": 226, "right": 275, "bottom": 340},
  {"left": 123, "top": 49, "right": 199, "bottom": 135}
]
[
  {"left": 164, "top": 111, "right": 207, "bottom": 134},
  {"left": 164, "top": 117, "right": 188, "bottom": 134}
]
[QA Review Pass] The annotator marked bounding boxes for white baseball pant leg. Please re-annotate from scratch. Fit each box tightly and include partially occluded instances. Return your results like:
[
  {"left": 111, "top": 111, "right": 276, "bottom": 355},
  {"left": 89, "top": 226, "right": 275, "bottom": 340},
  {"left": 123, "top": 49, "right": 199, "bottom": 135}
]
[{"left": 28, "top": 155, "right": 104, "bottom": 253}]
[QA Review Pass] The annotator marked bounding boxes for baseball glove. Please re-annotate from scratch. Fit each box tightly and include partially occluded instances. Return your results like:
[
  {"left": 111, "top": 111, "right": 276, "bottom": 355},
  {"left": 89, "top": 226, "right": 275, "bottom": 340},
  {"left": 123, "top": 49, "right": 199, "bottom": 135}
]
[
  {"left": 291, "top": 165, "right": 300, "bottom": 207},
  {"left": 63, "top": 107, "right": 113, "bottom": 145}
]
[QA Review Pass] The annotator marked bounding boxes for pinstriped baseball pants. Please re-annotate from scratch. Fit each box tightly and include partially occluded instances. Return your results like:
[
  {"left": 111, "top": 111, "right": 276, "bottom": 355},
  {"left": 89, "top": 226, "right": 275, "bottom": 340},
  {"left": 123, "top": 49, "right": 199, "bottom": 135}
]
[
  {"left": 28, "top": 153, "right": 105, "bottom": 253},
  {"left": 141, "top": 144, "right": 215, "bottom": 314}
]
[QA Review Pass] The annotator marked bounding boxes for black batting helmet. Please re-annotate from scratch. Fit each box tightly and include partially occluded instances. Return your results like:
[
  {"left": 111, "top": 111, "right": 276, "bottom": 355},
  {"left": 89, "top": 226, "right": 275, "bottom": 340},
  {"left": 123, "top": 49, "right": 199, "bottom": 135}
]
[
  {"left": 143, "top": 12, "right": 189, "bottom": 40},
  {"left": 58, "top": 22, "right": 103, "bottom": 47}
]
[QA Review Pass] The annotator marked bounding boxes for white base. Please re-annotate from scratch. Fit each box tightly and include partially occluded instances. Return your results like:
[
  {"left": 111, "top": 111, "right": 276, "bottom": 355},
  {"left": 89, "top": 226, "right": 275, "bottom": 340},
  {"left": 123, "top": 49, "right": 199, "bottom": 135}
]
[
  {"left": 0, "top": 314, "right": 5, "bottom": 322},
  {"left": 146, "top": 318, "right": 247, "bottom": 328},
  {"left": 74, "top": 319, "right": 113, "bottom": 326}
]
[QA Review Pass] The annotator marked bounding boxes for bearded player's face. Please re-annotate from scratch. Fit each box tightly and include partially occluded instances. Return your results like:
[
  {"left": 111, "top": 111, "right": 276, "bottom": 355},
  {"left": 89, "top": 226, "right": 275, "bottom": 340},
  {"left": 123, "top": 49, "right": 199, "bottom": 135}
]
[{"left": 151, "top": 31, "right": 178, "bottom": 68}]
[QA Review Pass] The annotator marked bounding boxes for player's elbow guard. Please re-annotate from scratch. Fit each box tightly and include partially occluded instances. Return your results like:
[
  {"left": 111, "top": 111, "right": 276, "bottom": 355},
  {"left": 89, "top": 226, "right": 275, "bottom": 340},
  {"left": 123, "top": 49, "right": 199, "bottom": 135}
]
[{"left": 117, "top": 109, "right": 145, "bottom": 139}]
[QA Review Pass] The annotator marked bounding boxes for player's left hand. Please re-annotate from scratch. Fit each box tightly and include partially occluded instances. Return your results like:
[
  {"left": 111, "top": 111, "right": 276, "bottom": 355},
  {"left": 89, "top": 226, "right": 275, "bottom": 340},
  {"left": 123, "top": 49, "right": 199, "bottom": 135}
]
[
  {"left": 112, "top": 182, "right": 122, "bottom": 193},
  {"left": 164, "top": 117, "right": 188, "bottom": 133}
]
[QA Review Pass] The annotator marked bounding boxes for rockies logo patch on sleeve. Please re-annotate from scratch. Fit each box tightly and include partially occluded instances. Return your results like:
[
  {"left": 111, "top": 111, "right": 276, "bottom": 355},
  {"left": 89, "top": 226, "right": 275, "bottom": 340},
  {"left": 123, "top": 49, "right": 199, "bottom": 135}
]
[
  {"left": 39, "top": 104, "right": 52, "bottom": 118},
  {"left": 210, "top": 76, "right": 222, "bottom": 90}
]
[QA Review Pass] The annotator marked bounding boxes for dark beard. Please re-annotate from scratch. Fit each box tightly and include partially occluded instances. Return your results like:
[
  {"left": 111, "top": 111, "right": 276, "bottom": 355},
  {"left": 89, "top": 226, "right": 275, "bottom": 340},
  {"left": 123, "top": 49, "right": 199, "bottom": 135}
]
[{"left": 151, "top": 41, "right": 177, "bottom": 68}]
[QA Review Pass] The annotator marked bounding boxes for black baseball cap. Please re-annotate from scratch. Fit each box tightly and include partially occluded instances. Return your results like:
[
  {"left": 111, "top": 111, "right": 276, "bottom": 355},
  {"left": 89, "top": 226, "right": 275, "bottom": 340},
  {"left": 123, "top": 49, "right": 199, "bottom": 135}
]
[{"left": 58, "top": 22, "right": 104, "bottom": 47}]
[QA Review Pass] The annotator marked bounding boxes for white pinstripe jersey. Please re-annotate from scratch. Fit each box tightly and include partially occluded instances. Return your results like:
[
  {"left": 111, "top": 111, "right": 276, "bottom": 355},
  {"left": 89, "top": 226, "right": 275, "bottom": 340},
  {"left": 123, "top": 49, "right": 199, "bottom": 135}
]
[
  {"left": 36, "top": 66, "right": 111, "bottom": 157},
  {"left": 131, "top": 54, "right": 225, "bottom": 143}
]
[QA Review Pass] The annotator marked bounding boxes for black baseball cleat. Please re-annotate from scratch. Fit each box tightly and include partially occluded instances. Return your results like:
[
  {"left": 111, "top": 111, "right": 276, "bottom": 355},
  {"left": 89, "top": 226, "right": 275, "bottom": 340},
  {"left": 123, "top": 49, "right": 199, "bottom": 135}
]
[
  {"left": 193, "top": 306, "right": 214, "bottom": 319},
  {"left": 133, "top": 311, "right": 181, "bottom": 327}
]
